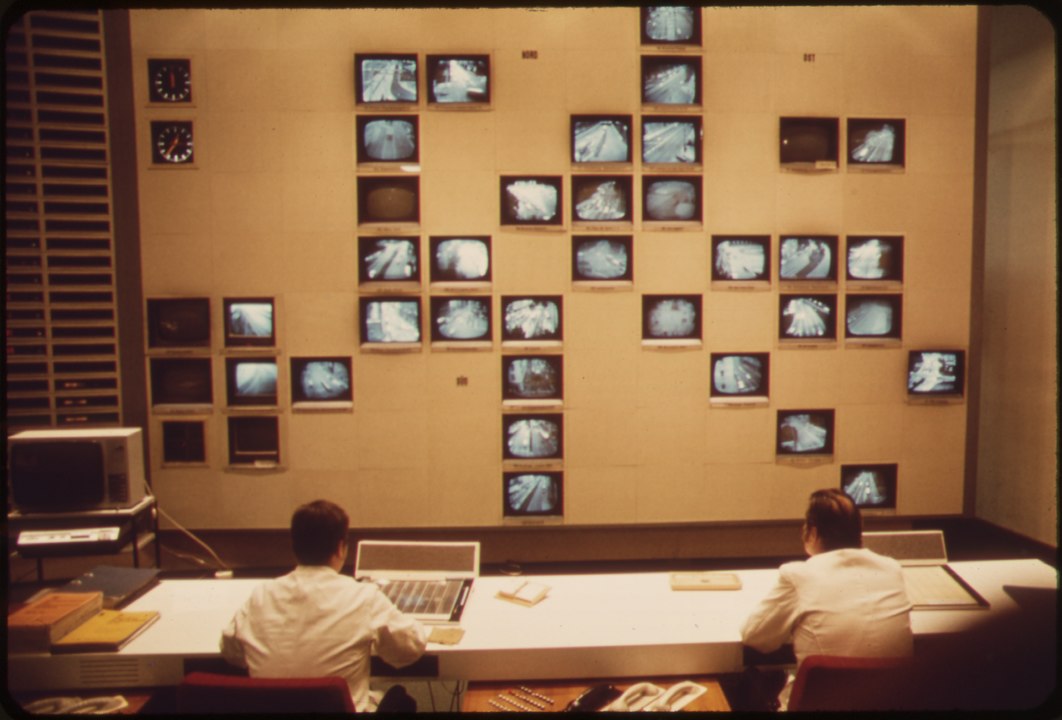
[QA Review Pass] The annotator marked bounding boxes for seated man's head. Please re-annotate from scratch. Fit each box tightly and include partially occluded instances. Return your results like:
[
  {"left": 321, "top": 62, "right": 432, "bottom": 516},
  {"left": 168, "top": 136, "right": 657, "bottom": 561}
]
[
  {"left": 291, "top": 499, "right": 350, "bottom": 568},
  {"left": 802, "top": 488, "right": 861, "bottom": 555}
]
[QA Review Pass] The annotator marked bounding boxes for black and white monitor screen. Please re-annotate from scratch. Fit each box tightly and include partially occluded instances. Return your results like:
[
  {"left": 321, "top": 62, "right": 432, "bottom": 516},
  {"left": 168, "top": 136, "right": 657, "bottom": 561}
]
[
  {"left": 641, "top": 56, "right": 700, "bottom": 106},
  {"left": 150, "top": 357, "right": 212, "bottom": 406},
  {"left": 502, "top": 296, "right": 562, "bottom": 343},
  {"left": 430, "top": 296, "right": 491, "bottom": 342},
  {"left": 642, "top": 294, "right": 702, "bottom": 341},
  {"left": 360, "top": 297, "right": 422, "bottom": 344},
  {"left": 502, "top": 355, "right": 562, "bottom": 402},
  {"left": 846, "top": 236, "right": 904, "bottom": 283},
  {"left": 571, "top": 115, "right": 632, "bottom": 164},
  {"left": 356, "top": 115, "right": 418, "bottom": 164},
  {"left": 430, "top": 236, "right": 491, "bottom": 283},
  {"left": 572, "top": 236, "right": 633, "bottom": 283},
  {"left": 907, "top": 350, "right": 965, "bottom": 397},
  {"left": 779, "top": 236, "right": 837, "bottom": 282},
  {"left": 500, "top": 176, "right": 562, "bottom": 226},
  {"left": 779, "top": 294, "right": 837, "bottom": 340},
  {"left": 642, "top": 115, "right": 702, "bottom": 165},
  {"left": 226, "top": 358, "right": 278, "bottom": 407},
  {"left": 643, "top": 176, "right": 700, "bottom": 223},
  {"left": 572, "top": 175, "right": 632, "bottom": 223},
  {"left": 711, "top": 353, "right": 769, "bottom": 398},
  {"left": 224, "top": 298, "right": 275, "bottom": 347},
  {"left": 355, "top": 54, "right": 417, "bottom": 105},
  {"left": 228, "top": 416, "right": 279, "bottom": 465},
  {"left": 502, "top": 413, "right": 563, "bottom": 461},
  {"left": 504, "top": 472, "right": 563, "bottom": 518},
  {"left": 291, "top": 357, "right": 353, "bottom": 404},
  {"left": 426, "top": 54, "right": 490, "bottom": 106},
  {"left": 357, "top": 176, "right": 419, "bottom": 225},
  {"left": 845, "top": 294, "right": 902, "bottom": 340},
  {"left": 777, "top": 409, "right": 835, "bottom": 456},
  {"left": 780, "top": 117, "right": 839, "bottom": 166},
  {"left": 848, "top": 118, "right": 906, "bottom": 168},
  {"left": 358, "top": 237, "right": 419, "bottom": 284},
  {"left": 841, "top": 464, "right": 897, "bottom": 510},
  {"left": 641, "top": 6, "right": 701, "bottom": 46},
  {"left": 712, "top": 236, "right": 770, "bottom": 282}
]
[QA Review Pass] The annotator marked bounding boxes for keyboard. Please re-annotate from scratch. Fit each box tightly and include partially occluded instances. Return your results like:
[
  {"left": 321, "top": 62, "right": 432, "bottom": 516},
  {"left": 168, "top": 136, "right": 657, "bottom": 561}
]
[{"left": 374, "top": 578, "right": 466, "bottom": 619}]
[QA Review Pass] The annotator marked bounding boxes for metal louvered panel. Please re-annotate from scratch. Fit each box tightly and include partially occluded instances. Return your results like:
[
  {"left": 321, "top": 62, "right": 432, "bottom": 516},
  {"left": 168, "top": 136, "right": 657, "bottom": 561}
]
[{"left": 5, "top": 9, "right": 122, "bottom": 431}]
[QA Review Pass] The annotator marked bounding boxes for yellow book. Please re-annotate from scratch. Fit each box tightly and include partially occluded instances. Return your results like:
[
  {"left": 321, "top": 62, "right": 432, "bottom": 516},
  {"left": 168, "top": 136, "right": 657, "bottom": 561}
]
[
  {"left": 669, "top": 572, "right": 743, "bottom": 591},
  {"left": 8, "top": 592, "right": 104, "bottom": 653},
  {"left": 51, "top": 609, "right": 160, "bottom": 653}
]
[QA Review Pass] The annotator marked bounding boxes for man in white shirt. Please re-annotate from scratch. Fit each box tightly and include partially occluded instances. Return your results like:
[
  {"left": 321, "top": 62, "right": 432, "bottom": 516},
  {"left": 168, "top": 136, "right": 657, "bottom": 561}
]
[
  {"left": 220, "top": 500, "right": 427, "bottom": 712},
  {"left": 740, "top": 488, "right": 913, "bottom": 710}
]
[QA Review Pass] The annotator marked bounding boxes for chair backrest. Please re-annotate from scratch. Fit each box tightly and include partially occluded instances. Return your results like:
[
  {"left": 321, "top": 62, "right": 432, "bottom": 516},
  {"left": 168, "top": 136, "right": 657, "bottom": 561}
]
[
  {"left": 788, "top": 655, "right": 913, "bottom": 712},
  {"left": 176, "top": 672, "right": 357, "bottom": 714}
]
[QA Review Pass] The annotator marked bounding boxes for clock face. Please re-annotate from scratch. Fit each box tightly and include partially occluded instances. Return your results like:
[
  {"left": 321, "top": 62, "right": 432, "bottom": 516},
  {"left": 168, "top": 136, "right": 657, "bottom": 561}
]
[
  {"left": 151, "top": 121, "right": 195, "bottom": 165},
  {"left": 148, "top": 59, "right": 192, "bottom": 103}
]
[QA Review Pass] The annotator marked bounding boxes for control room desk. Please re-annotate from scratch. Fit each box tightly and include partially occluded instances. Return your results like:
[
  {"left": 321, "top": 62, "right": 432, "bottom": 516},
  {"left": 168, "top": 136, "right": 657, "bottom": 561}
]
[{"left": 7, "top": 559, "right": 1056, "bottom": 692}]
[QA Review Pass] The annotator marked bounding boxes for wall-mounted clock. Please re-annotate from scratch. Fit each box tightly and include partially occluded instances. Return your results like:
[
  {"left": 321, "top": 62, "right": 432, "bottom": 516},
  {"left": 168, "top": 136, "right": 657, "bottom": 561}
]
[
  {"left": 151, "top": 121, "right": 195, "bottom": 165},
  {"left": 148, "top": 58, "right": 192, "bottom": 103}
]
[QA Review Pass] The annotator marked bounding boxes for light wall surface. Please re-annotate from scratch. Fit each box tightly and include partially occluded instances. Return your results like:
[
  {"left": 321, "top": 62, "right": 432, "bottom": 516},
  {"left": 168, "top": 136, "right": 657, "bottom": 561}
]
[
  {"left": 976, "top": 5, "right": 1057, "bottom": 548},
  {"left": 129, "top": 7, "right": 978, "bottom": 530}
]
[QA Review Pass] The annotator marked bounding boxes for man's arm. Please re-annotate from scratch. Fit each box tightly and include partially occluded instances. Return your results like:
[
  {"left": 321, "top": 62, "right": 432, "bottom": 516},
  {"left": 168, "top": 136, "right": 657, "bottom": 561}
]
[
  {"left": 219, "top": 607, "right": 249, "bottom": 668},
  {"left": 740, "top": 569, "right": 800, "bottom": 654},
  {"left": 371, "top": 594, "right": 428, "bottom": 669}
]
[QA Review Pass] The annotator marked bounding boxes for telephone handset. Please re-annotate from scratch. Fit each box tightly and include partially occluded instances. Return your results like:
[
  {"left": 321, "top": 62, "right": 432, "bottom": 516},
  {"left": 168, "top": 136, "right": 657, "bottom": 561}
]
[
  {"left": 642, "top": 680, "right": 707, "bottom": 712},
  {"left": 605, "top": 682, "right": 663, "bottom": 712}
]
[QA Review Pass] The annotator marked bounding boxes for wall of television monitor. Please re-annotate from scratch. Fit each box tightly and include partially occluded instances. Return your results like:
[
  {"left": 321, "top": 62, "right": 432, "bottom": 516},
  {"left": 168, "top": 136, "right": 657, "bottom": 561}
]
[{"left": 144, "top": 6, "right": 965, "bottom": 523}]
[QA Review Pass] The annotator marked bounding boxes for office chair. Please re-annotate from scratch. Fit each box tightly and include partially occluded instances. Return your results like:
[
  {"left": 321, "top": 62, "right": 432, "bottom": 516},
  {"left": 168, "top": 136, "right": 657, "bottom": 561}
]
[
  {"left": 176, "top": 672, "right": 357, "bottom": 714},
  {"left": 787, "top": 655, "right": 914, "bottom": 712}
]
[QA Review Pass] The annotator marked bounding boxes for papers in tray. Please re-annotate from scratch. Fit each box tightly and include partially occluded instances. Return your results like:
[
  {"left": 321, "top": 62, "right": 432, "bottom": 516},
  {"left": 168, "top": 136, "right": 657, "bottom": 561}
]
[
  {"left": 496, "top": 578, "right": 551, "bottom": 607},
  {"left": 669, "top": 572, "right": 742, "bottom": 591}
]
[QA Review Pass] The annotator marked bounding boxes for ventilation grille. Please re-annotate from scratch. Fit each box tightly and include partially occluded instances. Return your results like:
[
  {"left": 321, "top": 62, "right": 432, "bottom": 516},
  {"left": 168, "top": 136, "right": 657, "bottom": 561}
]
[
  {"left": 5, "top": 9, "right": 123, "bottom": 431},
  {"left": 77, "top": 656, "right": 143, "bottom": 686}
]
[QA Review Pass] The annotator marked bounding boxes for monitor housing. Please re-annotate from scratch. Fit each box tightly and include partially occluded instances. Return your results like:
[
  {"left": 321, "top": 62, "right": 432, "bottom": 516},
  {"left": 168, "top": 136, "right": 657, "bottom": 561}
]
[
  {"left": 571, "top": 174, "right": 633, "bottom": 229},
  {"left": 356, "top": 114, "right": 420, "bottom": 169},
  {"left": 845, "top": 235, "right": 905, "bottom": 290},
  {"left": 571, "top": 114, "right": 633, "bottom": 167},
  {"left": 907, "top": 350, "right": 966, "bottom": 403},
  {"left": 429, "top": 295, "right": 493, "bottom": 350},
  {"left": 358, "top": 236, "right": 421, "bottom": 291},
  {"left": 847, "top": 118, "right": 906, "bottom": 172},
  {"left": 503, "top": 471, "right": 564, "bottom": 523},
  {"left": 776, "top": 409, "right": 835, "bottom": 464},
  {"left": 642, "top": 175, "right": 702, "bottom": 229},
  {"left": 357, "top": 176, "right": 420, "bottom": 229},
  {"left": 641, "top": 114, "right": 703, "bottom": 170},
  {"left": 710, "top": 352, "right": 770, "bottom": 406},
  {"left": 355, "top": 53, "right": 418, "bottom": 108},
  {"left": 223, "top": 297, "right": 275, "bottom": 349},
  {"left": 780, "top": 116, "right": 840, "bottom": 172},
  {"left": 841, "top": 463, "right": 898, "bottom": 514},
  {"left": 778, "top": 235, "right": 838, "bottom": 290},
  {"left": 571, "top": 235, "right": 634, "bottom": 290},
  {"left": 359, "top": 296, "right": 423, "bottom": 353},
  {"left": 499, "top": 176, "right": 564, "bottom": 229},
  {"left": 844, "top": 293, "right": 903, "bottom": 346},
  {"left": 502, "top": 355, "right": 563, "bottom": 408},
  {"left": 501, "top": 295, "right": 563, "bottom": 349},
  {"left": 425, "top": 53, "right": 491, "bottom": 109},
  {"left": 290, "top": 356, "right": 354, "bottom": 411},
  {"left": 711, "top": 235, "right": 771, "bottom": 290},
  {"left": 642, "top": 294, "right": 703, "bottom": 349},
  {"left": 778, "top": 294, "right": 838, "bottom": 346},
  {"left": 429, "top": 236, "right": 492, "bottom": 291},
  {"left": 641, "top": 55, "right": 701, "bottom": 109}
]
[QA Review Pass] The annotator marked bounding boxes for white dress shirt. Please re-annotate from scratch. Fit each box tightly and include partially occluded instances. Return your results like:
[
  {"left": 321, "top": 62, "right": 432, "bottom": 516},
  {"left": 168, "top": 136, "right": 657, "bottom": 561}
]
[
  {"left": 220, "top": 565, "right": 427, "bottom": 712},
  {"left": 741, "top": 547, "right": 914, "bottom": 666}
]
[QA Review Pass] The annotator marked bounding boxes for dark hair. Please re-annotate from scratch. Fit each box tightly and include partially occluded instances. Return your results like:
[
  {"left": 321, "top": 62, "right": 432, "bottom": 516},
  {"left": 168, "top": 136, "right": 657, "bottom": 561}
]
[
  {"left": 805, "top": 488, "right": 862, "bottom": 551},
  {"left": 290, "top": 500, "right": 350, "bottom": 565}
]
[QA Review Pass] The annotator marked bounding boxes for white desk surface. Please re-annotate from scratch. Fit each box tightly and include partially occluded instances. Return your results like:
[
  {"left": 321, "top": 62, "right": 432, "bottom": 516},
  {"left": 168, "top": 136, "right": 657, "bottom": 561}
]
[{"left": 8, "top": 558, "right": 1056, "bottom": 689}]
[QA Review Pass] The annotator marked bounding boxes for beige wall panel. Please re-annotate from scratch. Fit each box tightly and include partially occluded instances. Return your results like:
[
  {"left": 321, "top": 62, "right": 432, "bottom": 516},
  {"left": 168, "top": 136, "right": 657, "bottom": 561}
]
[
  {"left": 283, "top": 291, "right": 354, "bottom": 354},
  {"left": 835, "top": 404, "right": 903, "bottom": 462},
  {"left": 348, "top": 467, "right": 432, "bottom": 528},
  {"left": 635, "top": 463, "right": 709, "bottom": 523},
  {"left": 421, "top": 170, "right": 496, "bottom": 231},
  {"left": 204, "top": 111, "right": 283, "bottom": 174},
  {"left": 901, "top": 288, "right": 970, "bottom": 348},
  {"left": 281, "top": 176, "right": 356, "bottom": 237},
  {"left": 841, "top": 175, "right": 910, "bottom": 230},
  {"left": 564, "top": 51, "right": 638, "bottom": 112},
  {"left": 703, "top": 53, "right": 774, "bottom": 113},
  {"left": 211, "top": 233, "right": 287, "bottom": 293},
  {"left": 563, "top": 7, "right": 634, "bottom": 51},
  {"left": 493, "top": 232, "right": 570, "bottom": 290},
  {"left": 494, "top": 109, "right": 569, "bottom": 169},
  {"left": 426, "top": 464, "right": 498, "bottom": 527},
  {"left": 635, "top": 232, "right": 708, "bottom": 290},
  {"left": 701, "top": 463, "right": 779, "bottom": 522},
  {"left": 566, "top": 465, "right": 640, "bottom": 525},
  {"left": 353, "top": 355, "right": 427, "bottom": 412},
  {"left": 771, "top": 349, "right": 844, "bottom": 407},
  {"left": 208, "top": 172, "right": 283, "bottom": 239},
  {"left": 204, "top": 50, "right": 278, "bottom": 111},
  {"left": 564, "top": 354, "right": 641, "bottom": 413},
  {"left": 138, "top": 172, "right": 212, "bottom": 237},
  {"left": 287, "top": 414, "right": 357, "bottom": 471},
  {"left": 842, "top": 52, "right": 912, "bottom": 116},
  {"left": 635, "top": 351, "right": 708, "bottom": 408},
  {"left": 772, "top": 7, "right": 846, "bottom": 55},
  {"left": 205, "top": 9, "right": 280, "bottom": 50},
  {"left": 493, "top": 51, "right": 567, "bottom": 114},
  {"left": 421, "top": 113, "right": 497, "bottom": 172},
  {"left": 491, "top": 9, "right": 569, "bottom": 52},
  {"left": 908, "top": 54, "right": 976, "bottom": 117},
  {"left": 837, "top": 348, "right": 906, "bottom": 406},
  {"left": 272, "top": 50, "right": 353, "bottom": 112},
  {"left": 354, "top": 409, "right": 428, "bottom": 469},
  {"left": 427, "top": 409, "right": 499, "bottom": 467},
  {"left": 704, "top": 407, "right": 774, "bottom": 465},
  {"left": 276, "top": 112, "right": 354, "bottom": 174},
  {"left": 636, "top": 405, "right": 707, "bottom": 466},
  {"left": 704, "top": 292, "right": 775, "bottom": 349},
  {"left": 565, "top": 407, "right": 643, "bottom": 469},
  {"left": 907, "top": 115, "right": 976, "bottom": 178},
  {"left": 273, "top": 9, "right": 354, "bottom": 52},
  {"left": 564, "top": 294, "right": 641, "bottom": 352},
  {"left": 704, "top": 112, "right": 778, "bottom": 181},
  {"left": 703, "top": 7, "right": 776, "bottom": 53},
  {"left": 425, "top": 353, "right": 499, "bottom": 409},
  {"left": 772, "top": 52, "right": 844, "bottom": 116},
  {"left": 774, "top": 463, "right": 840, "bottom": 512},
  {"left": 130, "top": 10, "right": 208, "bottom": 52},
  {"left": 775, "top": 174, "right": 844, "bottom": 229},
  {"left": 904, "top": 229, "right": 973, "bottom": 294}
]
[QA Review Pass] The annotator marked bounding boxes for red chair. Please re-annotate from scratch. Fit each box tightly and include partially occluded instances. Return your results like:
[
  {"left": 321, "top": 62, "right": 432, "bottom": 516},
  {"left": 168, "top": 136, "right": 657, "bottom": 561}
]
[
  {"left": 176, "top": 672, "right": 357, "bottom": 714},
  {"left": 787, "top": 655, "right": 914, "bottom": 711}
]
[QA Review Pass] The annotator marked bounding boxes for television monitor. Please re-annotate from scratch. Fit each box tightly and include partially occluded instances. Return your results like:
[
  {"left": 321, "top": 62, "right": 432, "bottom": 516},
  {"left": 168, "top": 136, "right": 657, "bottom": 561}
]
[
  {"left": 354, "top": 53, "right": 418, "bottom": 106},
  {"left": 642, "top": 294, "right": 702, "bottom": 346},
  {"left": 429, "top": 236, "right": 491, "bottom": 288},
  {"left": 710, "top": 352, "right": 769, "bottom": 405},
  {"left": 502, "top": 413, "right": 563, "bottom": 462},
  {"left": 226, "top": 357, "right": 278, "bottom": 407},
  {"left": 779, "top": 294, "right": 837, "bottom": 342},
  {"left": 500, "top": 176, "right": 563, "bottom": 227},
  {"left": 359, "top": 296, "right": 422, "bottom": 350},
  {"left": 846, "top": 235, "right": 904, "bottom": 287},
  {"left": 356, "top": 115, "right": 419, "bottom": 165},
  {"left": 227, "top": 415, "right": 279, "bottom": 466},
  {"left": 501, "top": 296, "right": 563, "bottom": 347},
  {"left": 502, "top": 355, "right": 563, "bottom": 406},
  {"left": 777, "top": 409, "right": 835, "bottom": 458},
  {"left": 147, "top": 297, "right": 210, "bottom": 349},
  {"left": 7, "top": 428, "right": 147, "bottom": 512},
  {"left": 841, "top": 463, "right": 897, "bottom": 511},
  {"left": 357, "top": 176, "right": 419, "bottom": 226},
  {"left": 641, "top": 55, "right": 701, "bottom": 107},
  {"left": 150, "top": 357, "right": 213, "bottom": 408},
  {"left": 571, "top": 115, "right": 632, "bottom": 165},
  {"left": 640, "top": 6, "right": 701, "bottom": 46},
  {"left": 161, "top": 420, "right": 206, "bottom": 464},
  {"left": 358, "top": 236, "right": 420, "bottom": 286},
  {"left": 779, "top": 117, "right": 840, "bottom": 170},
  {"left": 779, "top": 235, "right": 838, "bottom": 284},
  {"left": 426, "top": 54, "right": 490, "bottom": 107},
  {"left": 290, "top": 357, "right": 353, "bottom": 408},
  {"left": 503, "top": 471, "right": 563, "bottom": 519},
  {"left": 845, "top": 294, "right": 902, "bottom": 342},
  {"left": 642, "top": 175, "right": 701, "bottom": 225},
  {"left": 712, "top": 235, "right": 771, "bottom": 286},
  {"left": 848, "top": 118, "right": 906, "bottom": 170},
  {"left": 572, "top": 235, "right": 633, "bottom": 286},
  {"left": 907, "top": 350, "right": 965, "bottom": 399},
  {"left": 641, "top": 115, "right": 702, "bottom": 167},
  {"left": 223, "top": 297, "right": 275, "bottom": 348},
  {"left": 429, "top": 296, "right": 492, "bottom": 347},
  {"left": 571, "top": 175, "right": 633, "bottom": 225}
]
